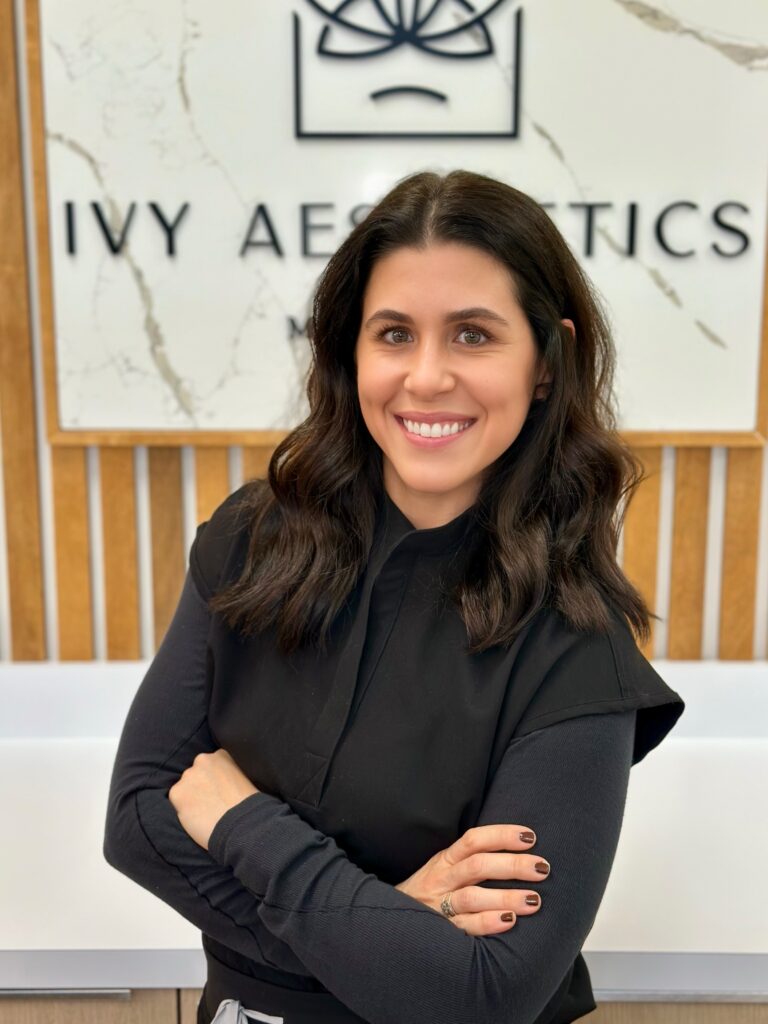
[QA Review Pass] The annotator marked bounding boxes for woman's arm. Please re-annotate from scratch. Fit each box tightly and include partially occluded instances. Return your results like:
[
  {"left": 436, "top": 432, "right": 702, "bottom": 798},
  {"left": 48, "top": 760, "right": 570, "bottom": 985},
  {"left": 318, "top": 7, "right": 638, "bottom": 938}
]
[
  {"left": 102, "top": 570, "right": 309, "bottom": 975},
  {"left": 208, "top": 708, "right": 636, "bottom": 1024}
]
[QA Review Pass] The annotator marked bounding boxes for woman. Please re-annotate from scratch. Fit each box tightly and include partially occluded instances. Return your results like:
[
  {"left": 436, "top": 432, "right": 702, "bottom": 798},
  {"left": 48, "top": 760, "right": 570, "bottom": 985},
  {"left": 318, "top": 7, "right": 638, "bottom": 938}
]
[{"left": 104, "top": 169, "right": 685, "bottom": 1024}]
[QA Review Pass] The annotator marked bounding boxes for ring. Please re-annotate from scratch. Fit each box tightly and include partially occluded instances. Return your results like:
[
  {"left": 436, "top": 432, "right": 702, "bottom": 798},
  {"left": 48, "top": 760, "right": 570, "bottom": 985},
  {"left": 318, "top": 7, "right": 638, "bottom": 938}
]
[{"left": 440, "top": 892, "right": 457, "bottom": 918}]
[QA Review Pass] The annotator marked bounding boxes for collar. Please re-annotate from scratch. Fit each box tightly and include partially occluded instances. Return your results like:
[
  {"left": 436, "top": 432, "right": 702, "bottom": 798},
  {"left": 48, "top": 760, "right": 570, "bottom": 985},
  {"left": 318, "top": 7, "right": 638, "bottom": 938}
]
[{"left": 376, "top": 489, "right": 478, "bottom": 559}]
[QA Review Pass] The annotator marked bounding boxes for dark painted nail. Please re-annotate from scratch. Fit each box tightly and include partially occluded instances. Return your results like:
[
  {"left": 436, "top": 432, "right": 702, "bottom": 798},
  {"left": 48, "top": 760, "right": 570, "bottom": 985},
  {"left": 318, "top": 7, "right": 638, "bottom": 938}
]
[
  {"left": 535, "top": 861, "right": 550, "bottom": 875},
  {"left": 500, "top": 912, "right": 516, "bottom": 922},
  {"left": 519, "top": 831, "right": 535, "bottom": 844},
  {"left": 525, "top": 895, "right": 540, "bottom": 906}
]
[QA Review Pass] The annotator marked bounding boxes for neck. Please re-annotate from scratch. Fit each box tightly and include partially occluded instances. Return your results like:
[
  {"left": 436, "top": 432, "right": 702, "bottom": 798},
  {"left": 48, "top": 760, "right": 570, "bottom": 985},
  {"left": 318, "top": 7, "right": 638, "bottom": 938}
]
[{"left": 383, "top": 485, "right": 477, "bottom": 531}]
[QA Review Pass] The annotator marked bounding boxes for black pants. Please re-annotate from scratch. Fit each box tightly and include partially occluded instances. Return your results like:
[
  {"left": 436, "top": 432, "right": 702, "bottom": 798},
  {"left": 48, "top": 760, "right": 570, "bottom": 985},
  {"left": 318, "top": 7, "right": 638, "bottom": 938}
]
[{"left": 197, "top": 957, "right": 370, "bottom": 1024}]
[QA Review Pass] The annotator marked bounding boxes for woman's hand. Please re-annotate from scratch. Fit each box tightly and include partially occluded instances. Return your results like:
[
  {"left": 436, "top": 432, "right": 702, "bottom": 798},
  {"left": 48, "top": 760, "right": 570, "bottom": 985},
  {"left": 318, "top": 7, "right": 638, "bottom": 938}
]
[
  {"left": 168, "top": 749, "right": 260, "bottom": 852},
  {"left": 395, "top": 824, "right": 549, "bottom": 935}
]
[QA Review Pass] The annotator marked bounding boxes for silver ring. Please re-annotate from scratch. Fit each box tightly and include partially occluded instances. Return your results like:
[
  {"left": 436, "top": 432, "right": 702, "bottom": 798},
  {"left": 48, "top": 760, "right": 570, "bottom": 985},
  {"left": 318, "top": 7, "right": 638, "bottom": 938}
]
[{"left": 440, "top": 892, "right": 457, "bottom": 918}]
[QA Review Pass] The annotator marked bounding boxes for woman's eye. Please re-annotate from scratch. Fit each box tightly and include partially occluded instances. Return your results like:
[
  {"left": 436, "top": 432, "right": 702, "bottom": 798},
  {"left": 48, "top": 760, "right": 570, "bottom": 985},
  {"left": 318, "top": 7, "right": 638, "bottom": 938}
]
[
  {"left": 459, "top": 328, "right": 486, "bottom": 346},
  {"left": 382, "top": 327, "right": 411, "bottom": 344}
]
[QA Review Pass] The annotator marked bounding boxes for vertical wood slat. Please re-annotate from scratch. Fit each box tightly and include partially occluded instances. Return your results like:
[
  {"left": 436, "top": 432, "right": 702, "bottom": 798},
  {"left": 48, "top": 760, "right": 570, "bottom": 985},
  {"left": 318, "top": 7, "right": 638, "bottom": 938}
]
[
  {"left": 51, "top": 448, "right": 93, "bottom": 658},
  {"left": 149, "top": 447, "right": 185, "bottom": 648},
  {"left": 100, "top": 448, "right": 140, "bottom": 658},
  {"left": 621, "top": 447, "right": 662, "bottom": 660},
  {"left": 668, "top": 448, "right": 711, "bottom": 659},
  {"left": 719, "top": 447, "right": 762, "bottom": 659},
  {"left": 0, "top": 0, "right": 46, "bottom": 659},
  {"left": 195, "top": 446, "right": 230, "bottom": 524},
  {"left": 242, "top": 446, "right": 273, "bottom": 483},
  {"left": 24, "top": 0, "right": 62, "bottom": 458}
]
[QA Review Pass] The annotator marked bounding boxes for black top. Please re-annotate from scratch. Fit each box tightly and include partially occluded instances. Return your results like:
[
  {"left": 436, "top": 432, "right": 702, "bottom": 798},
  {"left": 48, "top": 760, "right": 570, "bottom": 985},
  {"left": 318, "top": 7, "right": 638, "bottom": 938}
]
[{"left": 103, "top": 481, "right": 685, "bottom": 1024}]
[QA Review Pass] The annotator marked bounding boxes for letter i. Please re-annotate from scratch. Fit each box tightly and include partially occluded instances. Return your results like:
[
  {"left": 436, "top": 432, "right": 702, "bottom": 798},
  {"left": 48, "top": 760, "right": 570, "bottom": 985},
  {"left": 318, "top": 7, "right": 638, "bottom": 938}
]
[{"left": 65, "top": 201, "right": 76, "bottom": 255}]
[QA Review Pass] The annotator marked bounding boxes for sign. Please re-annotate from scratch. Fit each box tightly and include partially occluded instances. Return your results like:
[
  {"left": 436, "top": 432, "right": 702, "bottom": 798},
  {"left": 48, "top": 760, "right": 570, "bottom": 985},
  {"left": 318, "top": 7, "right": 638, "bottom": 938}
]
[{"left": 35, "top": 0, "right": 768, "bottom": 440}]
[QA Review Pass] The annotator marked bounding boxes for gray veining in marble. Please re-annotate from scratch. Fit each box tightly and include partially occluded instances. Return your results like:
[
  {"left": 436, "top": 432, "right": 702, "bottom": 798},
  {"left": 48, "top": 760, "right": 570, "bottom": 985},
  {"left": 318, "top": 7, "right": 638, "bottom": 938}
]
[{"left": 613, "top": 0, "right": 768, "bottom": 70}]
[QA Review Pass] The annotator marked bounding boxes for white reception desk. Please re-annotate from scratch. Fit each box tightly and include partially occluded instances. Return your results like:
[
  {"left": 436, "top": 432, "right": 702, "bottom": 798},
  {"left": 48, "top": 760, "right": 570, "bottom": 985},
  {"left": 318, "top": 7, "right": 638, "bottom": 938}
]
[{"left": 0, "top": 661, "right": 766, "bottom": 1000}]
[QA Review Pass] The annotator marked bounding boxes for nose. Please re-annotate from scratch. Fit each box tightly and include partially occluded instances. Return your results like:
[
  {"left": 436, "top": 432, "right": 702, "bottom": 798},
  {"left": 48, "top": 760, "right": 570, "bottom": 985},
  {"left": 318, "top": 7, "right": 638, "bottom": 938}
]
[{"left": 403, "top": 336, "right": 455, "bottom": 396}]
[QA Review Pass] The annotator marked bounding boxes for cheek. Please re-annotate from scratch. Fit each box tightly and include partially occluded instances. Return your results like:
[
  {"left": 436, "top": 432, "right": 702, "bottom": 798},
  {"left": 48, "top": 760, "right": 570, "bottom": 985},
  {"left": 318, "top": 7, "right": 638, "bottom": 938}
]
[
  {"left": 356, "top": 367, "right": 375, "bottom": 412},
  {"left": 357, "top": 356, "right": 394, "bottom": 409},
  {"left": 473, "top": 366, "right": 527, "bottom": 408}
]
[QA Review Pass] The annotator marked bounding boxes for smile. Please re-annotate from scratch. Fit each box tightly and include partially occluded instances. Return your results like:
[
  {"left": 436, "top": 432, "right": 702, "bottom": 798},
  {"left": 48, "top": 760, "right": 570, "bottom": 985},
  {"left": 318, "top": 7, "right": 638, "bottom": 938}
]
[{"left": 394, "top": 415, "right": 476, "bottom": 447}]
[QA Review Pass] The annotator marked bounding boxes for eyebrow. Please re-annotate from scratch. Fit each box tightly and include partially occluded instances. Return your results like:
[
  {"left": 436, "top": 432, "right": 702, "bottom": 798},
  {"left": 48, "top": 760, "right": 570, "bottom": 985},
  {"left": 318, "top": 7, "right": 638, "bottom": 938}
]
[{"left": 363, "top": 307, "right": 510, "bottom": 329}]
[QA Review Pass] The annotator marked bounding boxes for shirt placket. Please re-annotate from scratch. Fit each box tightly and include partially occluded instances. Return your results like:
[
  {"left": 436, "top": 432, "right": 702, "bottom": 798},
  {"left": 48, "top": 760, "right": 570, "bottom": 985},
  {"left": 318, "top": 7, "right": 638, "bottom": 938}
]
[{"left": 294, "top": 543, "right": 414, "bottom": 809}]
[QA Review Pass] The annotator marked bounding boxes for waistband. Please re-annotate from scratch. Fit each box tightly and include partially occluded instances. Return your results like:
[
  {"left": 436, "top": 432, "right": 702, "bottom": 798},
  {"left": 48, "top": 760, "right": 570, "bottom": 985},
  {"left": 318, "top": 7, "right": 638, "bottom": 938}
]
[{"left": 202, "top": 939, "right": 370, "bottom": 1024}]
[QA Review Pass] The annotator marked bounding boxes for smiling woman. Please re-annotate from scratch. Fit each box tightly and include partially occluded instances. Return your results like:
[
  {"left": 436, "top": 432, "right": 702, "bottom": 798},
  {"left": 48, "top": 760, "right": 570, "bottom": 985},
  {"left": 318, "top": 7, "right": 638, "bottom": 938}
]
[
  {"left": 211, "top": 168, "right": 640, "bottom": 655},
  {"left": 104, "top": 169, "right": 684, "bottom": 1024}
]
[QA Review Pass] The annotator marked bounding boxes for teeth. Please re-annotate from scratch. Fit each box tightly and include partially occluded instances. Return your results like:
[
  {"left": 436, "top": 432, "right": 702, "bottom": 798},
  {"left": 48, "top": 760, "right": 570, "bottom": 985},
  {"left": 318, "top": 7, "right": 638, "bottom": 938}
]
[{"left": 402, "top": 418, "right": 473, "bottom": 438}]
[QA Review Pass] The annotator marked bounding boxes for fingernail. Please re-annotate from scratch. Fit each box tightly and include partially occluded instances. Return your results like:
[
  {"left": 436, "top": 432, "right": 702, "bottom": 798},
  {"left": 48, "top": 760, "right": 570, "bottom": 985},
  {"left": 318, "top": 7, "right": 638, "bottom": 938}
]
[
  {"left": 519, "top": 831, "right": 535, "bottom": 844},
  {"left": 500, "top": 912, "right": 516, "bottom": 922},
  {"left": 535, "top": 861, "right": 550, "bottom": 875},
  {"left": 525, "top": 895, "right": 540, "bottom": 906}
]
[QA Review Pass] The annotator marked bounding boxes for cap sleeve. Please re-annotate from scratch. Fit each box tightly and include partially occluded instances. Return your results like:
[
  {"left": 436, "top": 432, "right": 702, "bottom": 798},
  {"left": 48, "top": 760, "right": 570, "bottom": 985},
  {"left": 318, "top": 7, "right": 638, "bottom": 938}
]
[
  {"left": 513, "top": 607, "right": 685, "bottom": 765},
  {"left": 188, "top": 482, "right": 254, "bottom": 601}
]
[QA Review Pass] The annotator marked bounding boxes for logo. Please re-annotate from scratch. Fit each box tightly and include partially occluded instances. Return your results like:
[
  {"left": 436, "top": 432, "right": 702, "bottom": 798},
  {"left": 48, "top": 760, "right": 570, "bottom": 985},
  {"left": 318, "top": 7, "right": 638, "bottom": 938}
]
[{"left": 293, "top": 0, "right": 523, "bottom": 138}]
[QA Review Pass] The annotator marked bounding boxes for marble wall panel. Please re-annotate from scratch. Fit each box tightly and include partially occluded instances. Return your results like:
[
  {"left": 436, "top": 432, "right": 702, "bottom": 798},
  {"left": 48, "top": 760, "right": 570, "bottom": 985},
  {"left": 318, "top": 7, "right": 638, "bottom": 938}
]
[{"left": 38, "top": 0, "right": 768, "bottom": 433}]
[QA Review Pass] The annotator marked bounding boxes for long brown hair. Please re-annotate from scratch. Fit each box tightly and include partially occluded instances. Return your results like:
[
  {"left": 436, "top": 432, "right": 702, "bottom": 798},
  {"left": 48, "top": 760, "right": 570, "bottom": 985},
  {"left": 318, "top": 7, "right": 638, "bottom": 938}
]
[{"left": 211, "top": 169, "right": 656, "bottom": 654}]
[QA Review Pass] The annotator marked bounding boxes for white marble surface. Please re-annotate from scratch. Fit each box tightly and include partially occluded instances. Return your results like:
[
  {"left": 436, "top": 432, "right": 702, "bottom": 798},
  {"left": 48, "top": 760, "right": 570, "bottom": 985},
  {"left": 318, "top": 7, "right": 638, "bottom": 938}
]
[
  {"left": 36, "top": 0, "right": 768, "bottom": 433},
  {"left": 1, "top": 661, "right": 767, "bottom": 958}
]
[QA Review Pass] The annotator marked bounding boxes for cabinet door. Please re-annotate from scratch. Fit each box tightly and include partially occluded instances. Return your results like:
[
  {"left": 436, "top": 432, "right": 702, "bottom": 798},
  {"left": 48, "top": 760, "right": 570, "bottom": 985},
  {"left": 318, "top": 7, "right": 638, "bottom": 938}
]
[
  {"left": 0, "top": 989, "right": 177, "bottom": 1023},
  {"left": 180, "top": 988, "right": 204, "bottom": 1024}
]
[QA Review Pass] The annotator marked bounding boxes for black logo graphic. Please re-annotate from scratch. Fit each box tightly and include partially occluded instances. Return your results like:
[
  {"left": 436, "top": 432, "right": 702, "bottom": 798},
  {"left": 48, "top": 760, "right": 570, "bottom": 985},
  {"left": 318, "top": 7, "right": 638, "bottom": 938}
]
[{"left": 293, "top": 0, "right": 523, "bottom": 138}]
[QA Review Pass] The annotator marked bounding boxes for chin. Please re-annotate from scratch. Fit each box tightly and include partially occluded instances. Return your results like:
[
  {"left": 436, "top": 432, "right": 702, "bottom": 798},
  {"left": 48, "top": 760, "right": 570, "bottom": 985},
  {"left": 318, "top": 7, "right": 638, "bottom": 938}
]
[{"left": 393, "top": 471, "right": 471, "bottom": 495}]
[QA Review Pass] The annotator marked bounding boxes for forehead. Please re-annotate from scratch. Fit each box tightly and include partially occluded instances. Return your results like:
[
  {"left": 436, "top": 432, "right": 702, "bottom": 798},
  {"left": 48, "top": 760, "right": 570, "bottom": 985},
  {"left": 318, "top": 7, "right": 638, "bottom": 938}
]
[{"left": 363, "top": 243, "right": 519, "bottom": 306}]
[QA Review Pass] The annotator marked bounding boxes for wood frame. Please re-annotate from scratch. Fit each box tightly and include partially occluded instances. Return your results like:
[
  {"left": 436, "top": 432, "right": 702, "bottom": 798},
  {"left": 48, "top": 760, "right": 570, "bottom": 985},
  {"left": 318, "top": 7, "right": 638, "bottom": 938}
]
[{"left": 22, "top": 0, "right": 768, "bottom": 449}]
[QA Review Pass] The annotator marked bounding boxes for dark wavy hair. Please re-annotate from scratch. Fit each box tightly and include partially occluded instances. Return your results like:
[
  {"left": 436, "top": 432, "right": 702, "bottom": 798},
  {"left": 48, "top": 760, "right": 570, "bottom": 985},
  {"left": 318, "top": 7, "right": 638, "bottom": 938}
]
[{"left": 211, "top": 169, "right": 656, "bottom": 655}]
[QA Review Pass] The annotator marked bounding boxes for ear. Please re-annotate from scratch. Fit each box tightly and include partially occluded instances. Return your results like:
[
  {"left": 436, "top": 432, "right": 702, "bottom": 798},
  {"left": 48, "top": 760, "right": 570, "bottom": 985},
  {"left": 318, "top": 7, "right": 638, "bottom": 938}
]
[{"left": 561, "top": 317, "right": 576, "bottom": 340}]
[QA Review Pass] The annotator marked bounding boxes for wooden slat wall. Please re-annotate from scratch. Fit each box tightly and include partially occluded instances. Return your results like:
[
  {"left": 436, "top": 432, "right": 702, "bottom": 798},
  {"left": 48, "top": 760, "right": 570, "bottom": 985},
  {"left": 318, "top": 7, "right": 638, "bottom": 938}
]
[{"left": 2, "top": 431, "right": 767, "bottom": 663}]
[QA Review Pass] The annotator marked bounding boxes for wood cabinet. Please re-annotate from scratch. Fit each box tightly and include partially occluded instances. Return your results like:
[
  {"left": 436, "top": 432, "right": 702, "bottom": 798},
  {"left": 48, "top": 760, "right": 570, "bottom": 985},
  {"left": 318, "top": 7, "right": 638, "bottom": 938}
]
[
  {"left": 0, "top": 994, "right": 765, "bottom": 1023},
  {"left": 588, "top": 1005, "right": 768, "bottom": 1024},
  {"left": 0, "top": 990, "right": 178, "bottom": 1023}
]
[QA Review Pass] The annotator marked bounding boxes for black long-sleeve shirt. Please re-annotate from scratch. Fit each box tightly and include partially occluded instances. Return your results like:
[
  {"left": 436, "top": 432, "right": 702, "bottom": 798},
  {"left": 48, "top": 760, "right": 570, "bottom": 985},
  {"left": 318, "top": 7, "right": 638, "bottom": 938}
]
[{"left": 104, "top": 482, "right": 685, "bottom": 1024}]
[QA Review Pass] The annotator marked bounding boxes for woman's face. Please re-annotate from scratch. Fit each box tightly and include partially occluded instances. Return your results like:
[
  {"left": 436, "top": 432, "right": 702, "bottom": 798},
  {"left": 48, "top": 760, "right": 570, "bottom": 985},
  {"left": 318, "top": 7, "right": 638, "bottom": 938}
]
[{"left": 354, "top": 241, "right": 572, "bottom": 529}]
